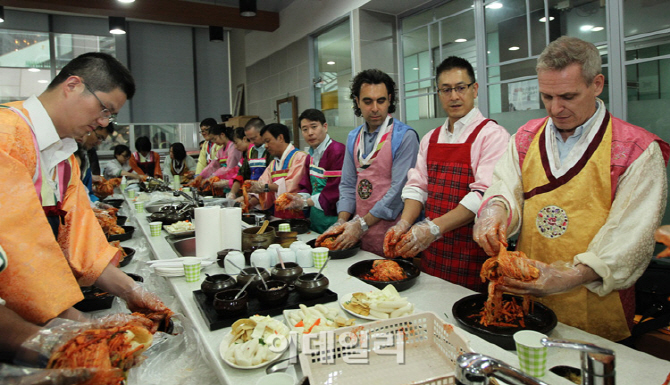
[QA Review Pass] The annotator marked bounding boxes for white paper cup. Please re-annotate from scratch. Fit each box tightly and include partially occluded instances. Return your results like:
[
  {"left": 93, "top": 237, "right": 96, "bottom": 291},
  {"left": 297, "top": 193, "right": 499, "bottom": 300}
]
[
  {"left": 182, "top": 257, "right": 201, "bottom": 282},
  {"left": 312, "top": 247, "right": 329, "bottom": 268},
  {"left": 296, "top": 248, "right": 313, "bottom": 267},
  {"left": 514, "top": 330, "right": 548, "bottom": 377},
  {"left": 149, "top": 221, "right": 162, "bottom": 237},
  {"left": 134, "top": 201, "right": 145, "bottom": 213}
]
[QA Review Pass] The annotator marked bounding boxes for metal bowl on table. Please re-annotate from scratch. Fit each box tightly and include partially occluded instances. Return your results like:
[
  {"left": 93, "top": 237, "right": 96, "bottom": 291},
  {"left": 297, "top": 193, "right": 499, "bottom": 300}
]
[
  {"left": 306, "top": 239, "right": 361, "bottom": 260},
  {"left": 451, "top": 293, "right": 558, "bottom": 350},
  {"left": 347, "top": 258, "right": 420, "bottom": 292}
]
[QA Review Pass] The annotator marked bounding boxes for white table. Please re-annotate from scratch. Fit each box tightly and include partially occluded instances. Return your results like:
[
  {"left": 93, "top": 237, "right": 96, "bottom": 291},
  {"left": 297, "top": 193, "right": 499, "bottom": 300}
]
[{"left": 121, "top": 193, "right": 670, "bottom": 385}]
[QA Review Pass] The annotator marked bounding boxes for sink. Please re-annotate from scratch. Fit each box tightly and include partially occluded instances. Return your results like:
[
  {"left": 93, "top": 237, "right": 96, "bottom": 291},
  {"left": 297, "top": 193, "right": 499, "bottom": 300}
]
[
  {"left": 167, "top": 236, "right": 196, "bottom": 257},
  {"left": 146, "top": 200, "right": 179, "bottom": 213}
]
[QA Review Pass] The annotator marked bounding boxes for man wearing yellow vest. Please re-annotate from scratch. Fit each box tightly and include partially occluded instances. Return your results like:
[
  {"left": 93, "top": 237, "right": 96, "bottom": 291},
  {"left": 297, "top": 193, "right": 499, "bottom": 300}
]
[
  {"left": 474, "top": 37, "right": 669, "bottom": 341},
  {"left": 0, "top": 53, "right": 168, "bottom": 326}
]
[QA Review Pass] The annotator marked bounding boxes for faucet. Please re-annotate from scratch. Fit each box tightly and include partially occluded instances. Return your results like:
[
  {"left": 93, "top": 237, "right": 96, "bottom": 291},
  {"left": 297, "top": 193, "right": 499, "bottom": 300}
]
[
  {"left": 456, "top": 338, "right": 615, "bottom": 385},
  {"left": 172, "top": 189, "right": 201, "bottom": 207}
]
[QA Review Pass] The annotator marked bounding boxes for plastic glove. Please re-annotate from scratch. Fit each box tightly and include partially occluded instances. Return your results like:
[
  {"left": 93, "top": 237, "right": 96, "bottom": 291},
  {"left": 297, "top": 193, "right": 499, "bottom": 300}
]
[
  {"left": 473, "top": 200, "right": 509, "bottom": 257},
  {"left": 191, "top": 175, "right": 203, "bottom": 188},
  {"left": 247, "top": 180, "right": 265, "bottom": 193},
  {"left": 496, "top": 260, "right": 599, "bottom": 297},
  {"left": 123, "top": 285, "right": 169, "bottom": 315},
  {"left": 394, "top": 219, "right": 442, "bottom": 258},
  {"left": 280, "top": 193, "right": 306, "bottom": 210},
  {"left": 0, "top": 364, "right": 96, "bottom": 385},
  {"left": 332, "top": 215, "right": 366, "bottom": 250},
  {"left": 226, "top": 192, "right": 236, "bottom": 200},
  {"left": 655, "top": 225, "right": 670, "bottom": 258},
  {"left": 315, "top": 218, "right": 347, "bottom": 246},
  {"left": 212, "top": 179, "right": 229, "bottom": 189},
  {"left": 383, "top": 219, "right": 411, "bottom": 258}
]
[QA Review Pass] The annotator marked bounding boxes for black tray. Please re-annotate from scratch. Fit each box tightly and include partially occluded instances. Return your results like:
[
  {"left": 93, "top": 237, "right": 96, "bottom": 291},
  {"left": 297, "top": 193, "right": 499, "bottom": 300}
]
[
  {"left": 107, "top": 226, "right": 135, "bottom": 242},
  {"left": 347, "top": 259, "right": 420, "bottom": 292},
  {"left": 102, "top": 198, "right": 124, "bottom": 208},
  {"left": 74, "top": 287, "right": 114, "bottom": 312},
  {"left": 269, "top": 219, "right": 311, "bottom": 234},
  {"left": 193, "top": 288, "right": 338, "bottom": 331},
  {"left": 306, "top": 239, "right": 360, "bottom": 260},
  {"left": 119, "top": 247, "right": 135, "bottom": 267},
  {"left": 452, "top": 293, "right": 557, "bottom": 350},
  {"left": 116, "top": 215, "right": 127, "bottom": 226}
]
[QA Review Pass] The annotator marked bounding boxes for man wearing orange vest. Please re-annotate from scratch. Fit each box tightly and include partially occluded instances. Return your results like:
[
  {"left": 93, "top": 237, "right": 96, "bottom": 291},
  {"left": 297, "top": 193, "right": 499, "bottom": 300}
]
[
  {"left": 0, "top": 53, "right": 168, "bottom": 327},
  {"left": 474, "top": 37, "right": 669, "bottom": 341}
]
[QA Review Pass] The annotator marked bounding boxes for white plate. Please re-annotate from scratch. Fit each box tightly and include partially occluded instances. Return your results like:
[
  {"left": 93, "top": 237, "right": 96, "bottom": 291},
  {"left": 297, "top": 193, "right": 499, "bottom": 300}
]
[
  {"left": 163, "top": 225, "right": 195, "bottom": 236},
  {"left": 339, "top": 292, "right": 414, "bottom": 321},
  {"left": 283, "top": 305, "right": 356, "bottom": 351},
  {"left": 218, "top": 332, "right": 286, "bottom": 370}
]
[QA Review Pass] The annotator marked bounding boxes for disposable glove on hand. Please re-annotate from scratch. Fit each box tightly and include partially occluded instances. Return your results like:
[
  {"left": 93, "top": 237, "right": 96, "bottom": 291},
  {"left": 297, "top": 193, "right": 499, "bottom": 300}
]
[
  {"left": 225, "top": 192, "right": 236, "bottom": 200},
  {"left": 332, "top": 215, "right": 366, "bottom": 250},
  {"left": 123, "top": 285, "right": 169, "bottom": 315},
  {"left": 383, "top": 219, "right": 411, "bottom": 258},
  {"left": 496, "top": 260, "right": 597, "bottom": 297},
  {"left": 279, "top": 193, "right": 306, "bottom": 210},
  {"left": 315, "top": 218, "right": 346, "bottom": 246},
  {"left": 473, "top": 200, "right": 509, "bottom": 257},
  {"left": 394, "top": 219, "right": 442, "bottom": 258},
  {"left": 248, "top": 181, "right": 265, "bottom": 193},
  {"left": 212, "top": 179, "right": 229, "bottom": 189}
]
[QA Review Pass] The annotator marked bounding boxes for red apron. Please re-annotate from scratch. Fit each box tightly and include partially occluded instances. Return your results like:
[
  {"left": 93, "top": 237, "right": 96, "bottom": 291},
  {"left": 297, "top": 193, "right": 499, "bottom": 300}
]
[
  {"left": 134, "top": 151, "right": 157, "bottom": 177},
  {"left": 354, "top": 127, "right": 398, "bottom": 256},
  {"left": 422, "top": 120, "right": 491, "bottom": 293}
]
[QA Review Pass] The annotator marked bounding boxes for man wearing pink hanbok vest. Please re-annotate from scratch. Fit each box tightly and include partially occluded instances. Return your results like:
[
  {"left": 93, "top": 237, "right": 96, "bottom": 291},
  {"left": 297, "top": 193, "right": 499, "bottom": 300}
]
[{"left": 474, "top": 37, "right": 670, "bottom": 342}]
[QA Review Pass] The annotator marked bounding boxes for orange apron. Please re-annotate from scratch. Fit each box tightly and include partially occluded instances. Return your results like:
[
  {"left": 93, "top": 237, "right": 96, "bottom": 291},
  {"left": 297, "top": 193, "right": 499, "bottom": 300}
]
[{"left": 517, "top": 115, "right": 630, "bottom": 341}]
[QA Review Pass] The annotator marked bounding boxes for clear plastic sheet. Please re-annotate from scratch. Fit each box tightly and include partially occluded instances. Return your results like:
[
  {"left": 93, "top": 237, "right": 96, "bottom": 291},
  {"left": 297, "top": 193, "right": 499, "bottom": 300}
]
[{"left": 0, "top": 364, "right": 104, "bottom": 385}]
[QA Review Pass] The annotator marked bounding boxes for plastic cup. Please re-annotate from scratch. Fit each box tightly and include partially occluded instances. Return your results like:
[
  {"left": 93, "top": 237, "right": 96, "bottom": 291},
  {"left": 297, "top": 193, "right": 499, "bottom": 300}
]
[
  {"left": 296, "top": 248, "right": 313, "bottom": 267},
  {"left": 183, "top": 258, "right": 201, "bottom": 282},
  {"left": 182, "top": 187, "right": 191, "bottom": 193},
  {"left": 127, "top": 189, "right": 136, "bottom": 199},
  {"left": 514, "top": 330, "right": 548, "bottom": 377},
  {"left": 278, "top": 223, "right": 291, "bottom": 232},
  {"left": 134, "top": 201, "right": 145, "bottom": 213},
  {"left": 119, "top": 183, "right": 127, "bottom": 192},
  {"left": 149, "top": 221, "right": 162, "bottom": 237},
  {"left": 173, "top": 175, "right": 181, "bottom": 190},
  {"left": 312, "top": 247, "right": 329, "bottom": 269}
]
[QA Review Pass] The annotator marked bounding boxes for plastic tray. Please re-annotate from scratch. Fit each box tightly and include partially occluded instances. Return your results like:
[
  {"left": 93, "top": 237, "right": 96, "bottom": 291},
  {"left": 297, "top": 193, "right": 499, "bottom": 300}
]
[
  {"left": 299, "top": 311, "right": 472, "bottom": 385},
  {"left": 193, "top": 288, "right": 338, "bottom": 331}
]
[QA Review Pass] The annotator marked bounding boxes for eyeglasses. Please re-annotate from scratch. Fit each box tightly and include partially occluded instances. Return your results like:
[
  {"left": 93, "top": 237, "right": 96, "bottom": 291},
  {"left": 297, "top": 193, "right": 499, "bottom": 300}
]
[
  {"left": 82, "top": 81, "right": 117, "bottom": 124},
  {"left": 437, "top": 82, "right": 475, "bottom": 96}
]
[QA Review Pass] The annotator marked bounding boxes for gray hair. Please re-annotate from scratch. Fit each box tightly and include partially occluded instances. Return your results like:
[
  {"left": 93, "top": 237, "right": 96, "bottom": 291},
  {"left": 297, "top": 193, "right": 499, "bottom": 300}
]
[{"left": 536, "top": 36, "right": 602, "bottom": 85}]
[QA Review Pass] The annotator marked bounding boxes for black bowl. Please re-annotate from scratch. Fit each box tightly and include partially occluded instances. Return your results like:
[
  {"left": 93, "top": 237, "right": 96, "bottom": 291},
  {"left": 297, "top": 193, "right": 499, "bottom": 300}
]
[
  {"left": 269, "top": 219, "right": 311, "bottom": 234},
  {"left": 126, "top": 273, "right": 144, "bottom": 282},
  {"left": 213, "top": 289, "right": 248, "bottom": 316},
  {"left": 116, "top": 215, "right": 127, "bottom": 226},
  {"left": 236, "top": 267, "right": 271, "bottom": 296},
  {"left": 119, "top": 247, "right": 135, "bottom": 267},
  {"left": 347, "top": 259, "right": 420, "bottom": 292},
  {"left": 452, "top": 293, "right": 558, "bottom": 350},
  {"left": 201, "top": 274, "right": 237, "bottom": 299},
  {"left": 270, "top": 262, "right": 303, "bottom": 284},
  {"left": 74, "top": 286, "right": 114, "bottom": 312},
  {"left": 256, "top": 280, "right": 289, "bottom": 306},
  {"left": 149, "top": 212, "right": 186, "bottom": 225},
  {"left": 306, "top": 239, "right": 361, "bottom": 260},
  {"left": 107, "top": 226, "right": 135, "bottom": 242},
  {"left": 102, "top": 198, "right": 124, "bottom": 208},
  {"left": 294, "top": 273, "right": 329, "bottom": 299}
]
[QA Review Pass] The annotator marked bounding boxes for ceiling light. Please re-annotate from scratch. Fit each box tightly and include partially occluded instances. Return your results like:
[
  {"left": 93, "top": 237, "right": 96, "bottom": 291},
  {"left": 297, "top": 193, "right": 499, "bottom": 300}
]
[
  {"left": 209, "top": 26, "right": 224, "bottom": 42},
  {"left": 508, "top": 46, "right": 520, "bottom": 51},
  {"left": 539, "top": 16, "right": 555, "bottom": 22},
  {"left": 28, "top": 68, "right": 40, "bottom": 72},
  {"left": 109, "top": 17, "right": 126, "bottom": 35},
  {"left": 327, "top": 61, "right": 335, "bottom": 65},
  {"left": 0, "top": 6, "right": 5, "bottom": 23},
  {"left": 580, "top": 25, "right": 594, "bottom": 32},
  {"left": 413, "top": 67, "right": 419, "bottom": 70},
  {"left": 591, "top": 26, "right": 604, "bottom": 32},
  {"left": 455, "top": 38, "right": 467, "bottom": 43},
  {"left": 38, "top": 80, "right": 48, "bottom": 84},
  {"left": 486, "top": 2, "right": 503, "bottom": 9},
  {"left": 240, "top": 0, "right": 257, "bottom": 17},
  {"left": 118, "top": 0, "right": 135, "bottom": 3}
]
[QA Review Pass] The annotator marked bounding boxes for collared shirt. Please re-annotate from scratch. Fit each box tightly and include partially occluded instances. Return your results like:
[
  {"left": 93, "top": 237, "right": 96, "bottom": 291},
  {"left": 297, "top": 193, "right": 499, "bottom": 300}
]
[
  {"left": 254, "top": 144, "right": 266, "bottom": 159},
  {"left": 402, "top": 108, "right": 510, "bottom": 214},
  {"left": 549, "top": 101, "right": 602, "bottom": 165},
  {"left": 308, "top": 134, "right": 332, "bottom": 166},
  {"left": 24, "top": 95, "right": 77, "bottom": 199},
  {"left": 338, "top": 118, "right": 420, "bottom": 221}
]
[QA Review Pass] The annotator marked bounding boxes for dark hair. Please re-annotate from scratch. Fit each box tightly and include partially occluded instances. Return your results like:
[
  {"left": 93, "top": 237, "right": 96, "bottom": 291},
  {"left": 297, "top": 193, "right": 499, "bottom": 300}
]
[
  {"left": 298, "top": 109, "right": 326, "bottom": 125},
  {"left": 435, "top": 56, "right": 476, "bottom": 84},
  {"left": 74, "top": 142, "right": 87, "bottom": 176},
  {"left": 200, "top": 117, "right": 217, "bottom": 128},
  {"left": 114, "top": 144, "right": 131, "bottom": 157},
  {"left": 210, "top": 124, "right": 234, "bottom": 141},
  {"left": 260, "top": 123, "right": 290, "bottom": 143},
  {"left": 48, "top": 52, "right": 135, "bottom": 99},
  {"left": 233, "top": 126, "right": 247, "bottom": 141},
  {"left": 244, "top": 117, "right": 265, "bottom": 132},
  {"left": 350, "top": 69, "right": 397, "bottom": 117},
  {"left": 170, "top": 142, "right": 187, "bottom": 162},
  {"left": 135, "top": 136, "right": 152, "bottom": 152},
  {"left": 98, "top": 122, "right": 115, "bottom": 135}
]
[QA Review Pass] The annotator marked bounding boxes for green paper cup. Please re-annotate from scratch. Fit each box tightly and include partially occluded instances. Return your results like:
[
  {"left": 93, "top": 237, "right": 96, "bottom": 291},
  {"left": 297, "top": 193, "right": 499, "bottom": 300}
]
[
  {"left": 149, "top": 221, "right": 162, "bottom": 237},
  {"left": 312, "top": 247, "right": 329, "bottom": 269},
  {"left": 514, "top": 330, "right": 548, "bottom": 377},
  {"left": 127, "top": 189, "right": 136, "bottom": 199},
  {"left": 134, "top": 201, "right": 145, "bottom": 213},
  {"left": 278, "top": 223, "right": 291, "bottom": 232},
  {"left": 182, "top": 187, "right": 191, "bottom": 193},
  {"left": 183, "top": 258, "right": 201, "bottom": 283}
]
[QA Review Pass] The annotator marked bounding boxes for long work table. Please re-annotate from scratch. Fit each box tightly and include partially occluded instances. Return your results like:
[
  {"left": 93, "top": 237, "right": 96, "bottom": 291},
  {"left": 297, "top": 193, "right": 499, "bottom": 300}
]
[{"left": 118, "top": 193, "right": 670, "bottom": 385}]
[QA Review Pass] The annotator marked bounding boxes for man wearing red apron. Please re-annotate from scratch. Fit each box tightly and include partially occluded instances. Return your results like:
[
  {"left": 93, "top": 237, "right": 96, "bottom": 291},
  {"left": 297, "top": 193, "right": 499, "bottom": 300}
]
[
  {"left": 0, "top": 53, "right": 169, "bottom": 327},
  {"left": 316, "top": 69, "right": 419, "bottom": 257},
  {"left": 247, "top": 123, "right": 309, "bottom": 219},
  {"left": 385, "top": 57, "right": 509, "bottom": 292},
  {"left": 228, "top": 118, "right": 273, "bottom": 199},
  {"left": 474, "top": 37, "right": 670, "bottom": 341}
]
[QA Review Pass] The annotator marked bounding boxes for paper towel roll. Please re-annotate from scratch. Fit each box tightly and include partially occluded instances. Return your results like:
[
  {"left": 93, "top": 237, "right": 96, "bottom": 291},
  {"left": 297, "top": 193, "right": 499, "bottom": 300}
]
[
  {"left": 220, "top": 207, "right": 242, "bottom": 251},
  {"left": 195, "top": 207, "right": 221, "bottom": 258}
]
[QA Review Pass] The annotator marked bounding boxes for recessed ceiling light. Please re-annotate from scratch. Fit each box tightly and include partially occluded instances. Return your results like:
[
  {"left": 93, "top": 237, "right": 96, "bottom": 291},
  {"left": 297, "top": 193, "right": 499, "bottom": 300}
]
[
  {"left": 28, "top": 68, "right": 40, "bottom": 72},
  {"left": 413, "top": 67, "right": 419, "bottom": 70},
  {"left": 591, "top": 26, "right": 604, "bottom": 32},
  {"left": 487, "top": 51, "right": 491, "bottom": 54},
  {"left": 327, "top": 61, "right": 335, "bottom": 65},
  {"left": 539, "top": 16, "right": 555, "bottom": 22},
  {"left": 118, "top": 0, "right": 135, "bottom": 2},
  {"left": 486, "top": 2, "right": 503, "bottom": 9},
  {"left": 580, "top": 25, "right": 594, "bottom": 32},
  {"left": 38, "top": 80, "right": 48, "bottom": 83},
  {"left": 508, "top": 46, "right": 520, "bottom": 51},
  {"left": 455, "top": 38, "right": 467, "bottom": 43}
]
